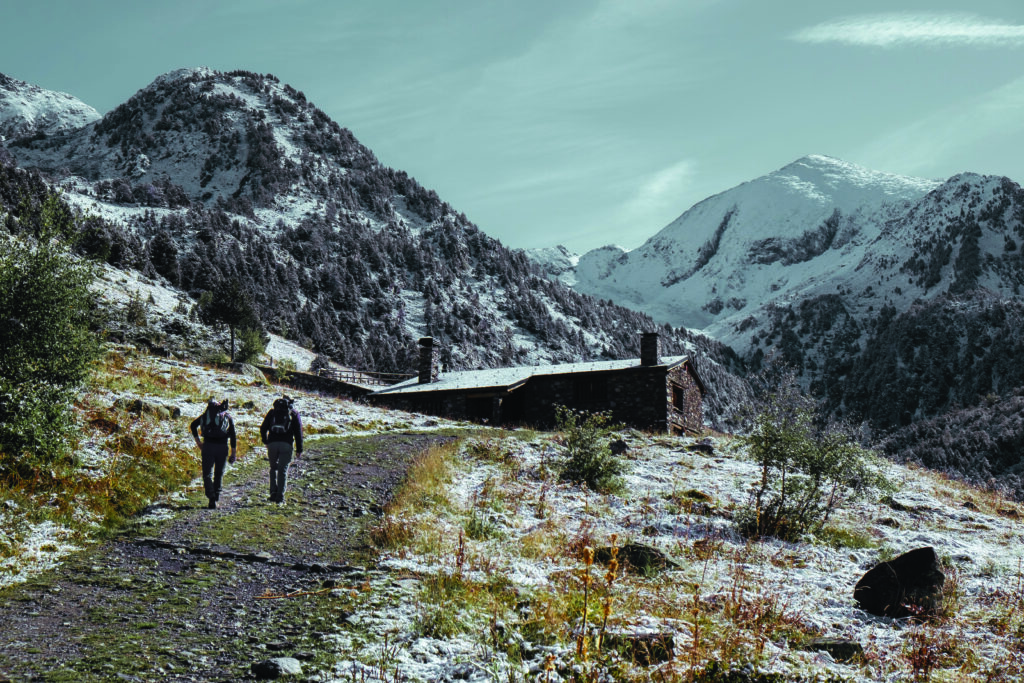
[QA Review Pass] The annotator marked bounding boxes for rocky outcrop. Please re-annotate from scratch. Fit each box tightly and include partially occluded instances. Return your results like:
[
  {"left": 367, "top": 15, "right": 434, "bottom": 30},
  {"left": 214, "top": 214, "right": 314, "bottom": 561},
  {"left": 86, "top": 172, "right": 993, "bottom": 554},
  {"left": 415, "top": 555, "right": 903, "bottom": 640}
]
[{"left": 854, "top": 546, "right": 945, "bottom": 618}]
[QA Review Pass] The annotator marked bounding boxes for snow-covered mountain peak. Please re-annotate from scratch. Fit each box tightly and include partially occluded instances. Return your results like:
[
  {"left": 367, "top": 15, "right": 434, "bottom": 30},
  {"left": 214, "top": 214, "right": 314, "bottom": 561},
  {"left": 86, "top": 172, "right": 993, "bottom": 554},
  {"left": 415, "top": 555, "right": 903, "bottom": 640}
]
[
  {"left": 0, "top": 72, "right": 100, "bottom": 141},
  {"left": 5, "top": 68, "right": 381, "bottom": 221},
  {"left": 770, "top": 154, "right": 941, "bottom": 206},
  {"left": 562, "top": 156, "right": 1024, "bottom": 358}
]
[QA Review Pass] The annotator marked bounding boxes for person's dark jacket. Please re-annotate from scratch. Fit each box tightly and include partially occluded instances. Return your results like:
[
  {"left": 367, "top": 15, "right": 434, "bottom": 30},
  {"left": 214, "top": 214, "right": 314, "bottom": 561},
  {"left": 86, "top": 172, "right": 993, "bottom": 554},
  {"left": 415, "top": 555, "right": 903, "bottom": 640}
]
[
  {"left": 190, "top": 409, "right": 237, "bottom": 448},
  {"left": 260, "top": 407, "right": 303, "bottom": 453}
]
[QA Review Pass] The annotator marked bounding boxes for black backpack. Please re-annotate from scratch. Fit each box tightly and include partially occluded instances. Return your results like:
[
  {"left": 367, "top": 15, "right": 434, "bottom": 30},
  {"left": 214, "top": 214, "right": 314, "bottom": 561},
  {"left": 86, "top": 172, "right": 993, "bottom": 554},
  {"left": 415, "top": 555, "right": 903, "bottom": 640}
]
[
  {"left": 202, "top": 401, "right": 230, "bottom": 439},
  {"left": 269, "top": 397, "right": 293, "bottom": 436}
]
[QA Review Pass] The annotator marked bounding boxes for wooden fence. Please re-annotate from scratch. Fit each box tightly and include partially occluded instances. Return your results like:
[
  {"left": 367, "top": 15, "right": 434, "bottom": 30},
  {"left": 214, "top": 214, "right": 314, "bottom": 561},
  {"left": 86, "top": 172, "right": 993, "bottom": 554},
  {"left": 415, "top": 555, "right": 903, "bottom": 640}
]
[{"left": 317, "top": 367, "right": 414, "bottom": 387}]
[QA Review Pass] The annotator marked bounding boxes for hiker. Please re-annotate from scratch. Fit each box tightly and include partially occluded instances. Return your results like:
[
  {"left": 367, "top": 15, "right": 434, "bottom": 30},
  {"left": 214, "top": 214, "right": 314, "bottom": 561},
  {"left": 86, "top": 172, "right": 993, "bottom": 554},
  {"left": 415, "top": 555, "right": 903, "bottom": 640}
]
[
  {"left": 189, "top": 398, "right": 237, "bottom": 509},
  {"left": 259, "top": 395, "right": 303, "bottom": 504}
]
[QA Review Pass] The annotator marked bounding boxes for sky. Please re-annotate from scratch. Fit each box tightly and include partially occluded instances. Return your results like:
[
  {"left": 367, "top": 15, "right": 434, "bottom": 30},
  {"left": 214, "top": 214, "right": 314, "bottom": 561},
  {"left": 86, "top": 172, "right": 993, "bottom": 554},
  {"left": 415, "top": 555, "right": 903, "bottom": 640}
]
[{"left": 4, "top": 0, "right": 1024, "bottom": 253}]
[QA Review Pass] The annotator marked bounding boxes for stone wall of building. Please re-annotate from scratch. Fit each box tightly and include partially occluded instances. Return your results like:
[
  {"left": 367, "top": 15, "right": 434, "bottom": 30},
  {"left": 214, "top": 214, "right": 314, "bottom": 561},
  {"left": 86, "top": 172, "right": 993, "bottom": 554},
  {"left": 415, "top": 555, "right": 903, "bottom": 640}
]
[
  {"left": 667, "top": 363, "right": 704, "bottom": 434},
  {"left": 369, "top": 389, "right": 469, "bottom": 421}
]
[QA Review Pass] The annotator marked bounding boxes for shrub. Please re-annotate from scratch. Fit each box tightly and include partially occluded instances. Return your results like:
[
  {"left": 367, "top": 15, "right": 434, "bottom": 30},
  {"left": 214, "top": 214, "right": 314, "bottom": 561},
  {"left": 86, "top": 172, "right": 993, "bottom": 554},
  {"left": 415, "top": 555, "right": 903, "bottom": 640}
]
[
  {"left": 0, "top": 223, "right": 99, "bottom": 479},
  {"left": 235, "top": 327, "right": 266, "bottom": 364},
  {"left": 123, "top": 290, "right": 149, "bottom": 326},
  {"left": 275, "top": 357, "right": 297, "bottom": 382},
  {"left": 556, "top": 406, "right": 625, "bottom": 494},
  {"left": 736, "top": 369, "right": 888, "bottom": 541}
]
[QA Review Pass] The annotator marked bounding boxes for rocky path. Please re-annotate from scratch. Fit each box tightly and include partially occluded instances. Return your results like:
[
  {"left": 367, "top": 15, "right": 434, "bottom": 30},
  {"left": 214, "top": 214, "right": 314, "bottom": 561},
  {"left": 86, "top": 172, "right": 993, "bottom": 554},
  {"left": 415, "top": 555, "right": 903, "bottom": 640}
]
[{"left": 0, "top": 432, "right": 455, "bottom": 682}]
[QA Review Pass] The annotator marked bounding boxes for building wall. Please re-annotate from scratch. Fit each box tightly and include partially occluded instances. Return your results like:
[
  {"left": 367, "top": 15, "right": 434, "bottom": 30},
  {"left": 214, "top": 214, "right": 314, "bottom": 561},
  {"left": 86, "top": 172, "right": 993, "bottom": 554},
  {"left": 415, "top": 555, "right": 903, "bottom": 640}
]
[
  {"left": 667, "top": 363, "right": 704, "bottom": 434},
  {"left": 371, "top": 389, "right": 489, "bottom": 422},
  {"left": 510, "top": 367, "right": 670, "bottom": 431},
  {"left": 372, "top": 364, "right": 705, "bottom": 434}
]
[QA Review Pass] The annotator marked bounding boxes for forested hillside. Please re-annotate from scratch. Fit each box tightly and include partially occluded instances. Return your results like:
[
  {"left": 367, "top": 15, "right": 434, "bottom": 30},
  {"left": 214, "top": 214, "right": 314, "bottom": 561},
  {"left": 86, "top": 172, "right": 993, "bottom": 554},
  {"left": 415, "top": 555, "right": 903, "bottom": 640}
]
[{"left": 1, "top": 68, "right": 749, "bottom": 426}]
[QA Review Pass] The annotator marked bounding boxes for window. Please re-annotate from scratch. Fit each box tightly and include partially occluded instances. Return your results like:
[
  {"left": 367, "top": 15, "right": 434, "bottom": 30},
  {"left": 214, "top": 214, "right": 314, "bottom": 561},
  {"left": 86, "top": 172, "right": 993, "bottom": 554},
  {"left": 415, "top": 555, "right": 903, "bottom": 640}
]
[{"left": 672, "top": 383, "right": 685, "bottom": 410}]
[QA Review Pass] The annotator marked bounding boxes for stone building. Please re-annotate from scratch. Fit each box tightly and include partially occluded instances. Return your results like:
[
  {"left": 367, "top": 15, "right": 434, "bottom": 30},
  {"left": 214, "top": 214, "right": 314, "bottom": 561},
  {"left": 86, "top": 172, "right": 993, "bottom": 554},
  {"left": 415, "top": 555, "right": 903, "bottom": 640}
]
[{"left": 369, "top": 333, "right": 706, "bottom": 434}]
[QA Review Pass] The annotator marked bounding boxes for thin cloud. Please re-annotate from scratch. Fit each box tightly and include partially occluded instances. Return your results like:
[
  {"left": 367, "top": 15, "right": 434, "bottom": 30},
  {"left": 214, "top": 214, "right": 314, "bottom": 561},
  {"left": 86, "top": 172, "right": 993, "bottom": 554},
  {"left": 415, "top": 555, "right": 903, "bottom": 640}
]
[
  {"left": 618, "top": 160, "right": 697, "bottom": 230},
  {"left": 792, "top": 13, "right": 1024, "bottom": 48},
  {"left": 860, "top": 76, "right": 1024, "bottom": 174}
]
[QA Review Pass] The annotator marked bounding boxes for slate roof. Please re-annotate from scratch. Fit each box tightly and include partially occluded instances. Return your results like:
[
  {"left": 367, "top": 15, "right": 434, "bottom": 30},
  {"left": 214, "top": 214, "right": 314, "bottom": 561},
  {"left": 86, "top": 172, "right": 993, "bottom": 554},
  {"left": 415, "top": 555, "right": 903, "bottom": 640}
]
[{"left": 370, "top": 355, "right": 691, "bottom": 396}]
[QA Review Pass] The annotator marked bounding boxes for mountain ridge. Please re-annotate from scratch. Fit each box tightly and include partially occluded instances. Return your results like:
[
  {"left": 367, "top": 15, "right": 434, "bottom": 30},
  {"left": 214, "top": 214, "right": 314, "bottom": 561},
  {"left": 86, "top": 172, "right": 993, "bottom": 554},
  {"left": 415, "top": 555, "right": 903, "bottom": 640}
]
[
  {"left": 536, "top": 155, "right": 1024, "bottom": 446},
  {"left": 0, "top": 72, "right": 100, "bottom": 143},
  {"left": 0, "top": 67, "right": 748, "bottom": 428}
]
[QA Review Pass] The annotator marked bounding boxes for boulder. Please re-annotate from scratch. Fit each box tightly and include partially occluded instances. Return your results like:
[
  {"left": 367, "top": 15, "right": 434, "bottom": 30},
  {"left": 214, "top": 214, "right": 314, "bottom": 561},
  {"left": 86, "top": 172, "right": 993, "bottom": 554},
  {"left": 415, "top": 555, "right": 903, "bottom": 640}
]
[
  {"left": 853, "top": 546, "right": 945, "bottom": 618},
  {"left": 688, "top": 439, "right": 715, "bottom": 455},
  {"left": 229, "top": 362, "right": 268, "bottom": 385},
  {"left": 113, "top": 398, "right": 171, "bottom": 420},
  {"left": 595, "top": 542, "right": 679, "bottom": 573},
  {"left": 251, "top": 657, "right": 302, "bottom": 679}
]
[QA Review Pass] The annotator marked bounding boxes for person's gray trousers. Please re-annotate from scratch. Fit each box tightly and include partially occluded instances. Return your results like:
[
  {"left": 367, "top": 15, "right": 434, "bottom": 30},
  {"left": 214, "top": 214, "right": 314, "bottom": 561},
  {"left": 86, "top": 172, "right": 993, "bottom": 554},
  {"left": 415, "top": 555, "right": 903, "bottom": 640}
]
[{"left": 267, "top": 441, "right": 294, "bottom": 501}]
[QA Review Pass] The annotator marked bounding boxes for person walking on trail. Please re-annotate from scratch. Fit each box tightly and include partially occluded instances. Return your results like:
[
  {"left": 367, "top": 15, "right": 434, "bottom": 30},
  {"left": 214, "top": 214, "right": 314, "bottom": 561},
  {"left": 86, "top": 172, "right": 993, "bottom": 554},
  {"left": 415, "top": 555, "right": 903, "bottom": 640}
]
[
  {"left": 259, "top": 395, "right": 303, "bottom": 504},
  {"left": 190, "top": 398, "right": 237, "bottom": 509}
]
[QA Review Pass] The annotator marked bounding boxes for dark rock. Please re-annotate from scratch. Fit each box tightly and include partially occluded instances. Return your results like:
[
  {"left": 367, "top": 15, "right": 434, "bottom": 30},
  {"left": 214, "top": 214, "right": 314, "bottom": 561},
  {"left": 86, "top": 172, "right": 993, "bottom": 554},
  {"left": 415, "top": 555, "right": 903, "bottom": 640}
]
[
  {"left": 265, "top": 640, "right": 293, "bottom": 652},
  {"left": 609, "top": 439, "right": 628, "bottom": 456},
  {"left": 113, "top": 397, "right": 170, "bottom": 420},
  {"left": 595, "top": 542, "right": 679, "bottom": 573},
  {"left": 89, "top": 416, "right": 121, "bottom": 434},
  {"left": 803, "top": 637, "right": 863, "bottom": 662},
  {"left": 882, "top": 496, "right": 932, "bottom": 514},
  {"left": 854, "top": 546, "right": 945, "bottom": 618},
  {"left": 689, "top": 440, "right": 715, "bottom": 455},
  {"left": 251, "top": 657, "right": 302, "bottom": 679},
  {"left": 601, "top": 630, "right": 674, "bottom": 665},
  {"left": 244, "top": 551, "right": 273, "bottom": 563}
]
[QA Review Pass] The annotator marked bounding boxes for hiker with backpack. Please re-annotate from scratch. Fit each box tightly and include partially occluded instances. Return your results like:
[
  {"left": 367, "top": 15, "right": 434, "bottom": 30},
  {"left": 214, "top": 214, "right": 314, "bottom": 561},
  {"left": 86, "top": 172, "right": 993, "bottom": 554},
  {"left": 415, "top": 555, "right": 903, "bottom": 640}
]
[
  {"left": 189, "top": 398, "right": 238, "bottom": 510},
  {"left": 259, "top": 395, "right": 303, "bottom": 504}
]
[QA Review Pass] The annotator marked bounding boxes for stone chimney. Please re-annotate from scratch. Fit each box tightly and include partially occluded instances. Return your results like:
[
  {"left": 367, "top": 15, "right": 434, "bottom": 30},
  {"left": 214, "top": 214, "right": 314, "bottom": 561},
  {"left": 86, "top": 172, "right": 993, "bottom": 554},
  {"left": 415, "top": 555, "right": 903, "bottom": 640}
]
[
  {"left": 418, "top": 337, "right": 440, "bottom": 384},
  {"left": 640, "top": 331, "right": 661, "bottom": 366}
]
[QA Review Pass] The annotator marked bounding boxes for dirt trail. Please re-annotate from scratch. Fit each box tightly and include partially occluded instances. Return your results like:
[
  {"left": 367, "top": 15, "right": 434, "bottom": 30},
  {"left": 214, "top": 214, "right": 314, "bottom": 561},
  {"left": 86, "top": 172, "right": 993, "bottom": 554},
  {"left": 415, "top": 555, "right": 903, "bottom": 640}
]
[{"left": 0, "top": 432, "right": 454, "bottom": 682}]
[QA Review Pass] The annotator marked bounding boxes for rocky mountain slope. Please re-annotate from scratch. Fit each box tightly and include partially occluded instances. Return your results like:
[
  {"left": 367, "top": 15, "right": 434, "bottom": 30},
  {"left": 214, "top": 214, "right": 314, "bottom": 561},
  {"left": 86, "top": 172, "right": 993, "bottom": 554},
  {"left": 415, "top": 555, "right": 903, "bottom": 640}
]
[
  {"left": 551, "top": 156, "right": 1024, "bottom": 432},
  {"left": 0, "top": 72, "right": 100, "bottom": 142},
  {"left": 0, "top": 68, "right": 747, "bottom": 428}
]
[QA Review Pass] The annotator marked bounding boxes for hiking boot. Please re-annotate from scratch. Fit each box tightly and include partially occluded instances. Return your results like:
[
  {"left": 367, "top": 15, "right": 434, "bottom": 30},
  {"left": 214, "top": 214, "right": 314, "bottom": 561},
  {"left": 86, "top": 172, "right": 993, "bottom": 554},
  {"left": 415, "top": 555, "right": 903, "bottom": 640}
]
[{"left": 207, "top": 499, "right": 217, "bottom": 509}]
